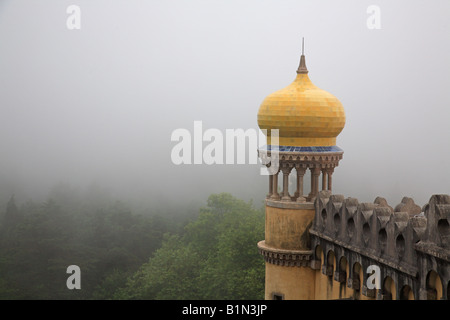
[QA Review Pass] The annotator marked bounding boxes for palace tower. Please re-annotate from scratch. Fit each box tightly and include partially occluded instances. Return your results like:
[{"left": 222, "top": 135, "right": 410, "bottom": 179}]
[
  {"left": 256, "top": 42, "right": 345, "bottom": 299},
  {"left": 256, "top": 43, "right": 449, "bottom": 300}
]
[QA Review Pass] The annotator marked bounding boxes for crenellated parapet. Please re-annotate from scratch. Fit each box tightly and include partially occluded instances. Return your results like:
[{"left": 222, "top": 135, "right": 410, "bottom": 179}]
[
  {"left": 309, "top": 191, "right": 449, "bottom": 300},
  {"left": 416, "top": 195, "right": 450, "bottom": 252}
]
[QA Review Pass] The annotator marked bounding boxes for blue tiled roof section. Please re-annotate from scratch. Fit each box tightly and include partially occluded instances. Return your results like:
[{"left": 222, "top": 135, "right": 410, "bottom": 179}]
[{"left": 260, "top": 145, "right": 343, "bottom": 152}]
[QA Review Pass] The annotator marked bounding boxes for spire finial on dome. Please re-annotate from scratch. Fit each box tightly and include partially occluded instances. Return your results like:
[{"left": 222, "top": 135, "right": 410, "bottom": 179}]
[
  {"left": 297, "top": 37, "right": 308, "bottom": 74},
  {"left": 302, "top": 37, "right": 304, "bottom": 55}
]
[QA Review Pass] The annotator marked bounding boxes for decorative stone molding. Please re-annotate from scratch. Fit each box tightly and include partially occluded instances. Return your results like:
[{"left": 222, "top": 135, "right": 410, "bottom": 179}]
[
  {"left": 258, "top": 150, "right": 344, "bottom": 167},
  {"left": 257, "top": 241, "right": 312, "bottom": 267},
  {"left": 265, "top": 199, "right": 314, "bottom": 210},
  {"left": 309, "top": 191, "right": 450, "bottom": 299}
]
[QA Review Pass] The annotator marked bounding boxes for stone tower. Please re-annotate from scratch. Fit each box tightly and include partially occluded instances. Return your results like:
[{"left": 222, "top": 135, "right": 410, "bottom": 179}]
[
  {"left": 256, "top": 43, "right": 346, "bottom": 300},
  {"left": 256, "top": 43, "right": 449, "bottom": 300}
]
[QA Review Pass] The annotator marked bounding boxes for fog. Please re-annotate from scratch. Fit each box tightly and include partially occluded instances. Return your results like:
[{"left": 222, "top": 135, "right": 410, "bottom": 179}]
[{"left": 0, "top": 0, "right": 449, "bottom": 211}]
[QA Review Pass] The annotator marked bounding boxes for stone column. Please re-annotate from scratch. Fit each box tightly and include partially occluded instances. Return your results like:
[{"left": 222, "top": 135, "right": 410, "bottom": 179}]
[
  {"left": 267, "top": 174, "right": 273, "bottom": 199},
  {"left": 309, "top": 167, "right": 321, "bottom": 200},
  {"left": 281, "top": 164, "right": 293, "bottom": 202},
  {"left": 295, "top": 166, "right": 306, "bottom": 203},
  {"left": 313, "top": 167, "right": 321, "bottom": 197},
  {"left": 270, "top": 169, "right": 280, "bottom": 200},
  {"left": 327, "top": 168, "right": 334, "bottom": 192},
  {"left": 322, "top": 169, "right": 327, "bottom": 191},
  {"left": 308, "top": 167, "right": 314, "bottom": 200}
]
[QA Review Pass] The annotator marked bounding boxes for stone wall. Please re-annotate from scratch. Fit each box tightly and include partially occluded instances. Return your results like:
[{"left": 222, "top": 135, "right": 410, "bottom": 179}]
[{"left": 309, "top": 191, "right": 449, "bottom": 300}]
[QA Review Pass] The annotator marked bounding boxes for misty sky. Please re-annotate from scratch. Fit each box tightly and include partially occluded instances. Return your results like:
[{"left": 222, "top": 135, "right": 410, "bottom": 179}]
[{"left": 0, "top": 0, "right": 449, "bottom": 209}]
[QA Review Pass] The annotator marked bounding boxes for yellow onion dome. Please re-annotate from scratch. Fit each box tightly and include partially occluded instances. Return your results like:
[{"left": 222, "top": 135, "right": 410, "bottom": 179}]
[{"left": 257, "top": 53, "right": 345, "bottom": 147}]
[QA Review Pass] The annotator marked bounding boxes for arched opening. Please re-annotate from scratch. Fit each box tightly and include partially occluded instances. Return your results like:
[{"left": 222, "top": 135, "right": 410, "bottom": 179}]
[
  {"left": 325, "top": 250, "right": 335, "bottom": 279},
  {"left": 335, "top": 256, "right": 348, "bottom": 298},
  {"left": 400, "top": 285, "right": 414, "bottom": 300},
  {"left": 437, "top": 219, "right": 449, "bottom": 244},
  {"left": 447, "top": 281, "right": 450, "bottom": 300},
  {"left": 426, "top": 270, "right": 443, "bottom": 300},
  {"left": 378, "top": 228, "right": 387, "bottom": 255},
  {"left": 314, "top": 245, "right": 324, "bottom": 267},
  {"left": 347, "top": 218, "right": 355, "bottom": 240},
  {"left": 338, "top": 256, "right": 348, "bottom": 283},
  {"left": 288, "top": 169, "right": 296, "bottom": 198},
  {"left": 333, "top": 213, "right": 341, "bottom": 235},
  {"left": 382, "top": 276, "right": 396, "bottom": 300},
  {"left": 321, "top": 209, "right": 327, "bottom": 227},
  {"left": 362, "top": 223, "right": 370, "bottom": 245},
  {"left": 396, "top": 234, "right": 405, "bottom": 261},
  {"left": 352, "top": 262, "right": 362, "bottom": 294}
]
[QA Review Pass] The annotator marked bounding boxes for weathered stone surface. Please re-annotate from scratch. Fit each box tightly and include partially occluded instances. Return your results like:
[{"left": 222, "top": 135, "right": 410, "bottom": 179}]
[
  {"left": 394, "top": 197, "right": 422, "bottom": 216},
  {"left": 374, "top": 196, "right": 393, "bottom": 213},
  {"left": 308, "top": 193, "right": 450, "bottom": 300},
  {"left": 260, "top": 184, "right": 449, "bottom": 299}
]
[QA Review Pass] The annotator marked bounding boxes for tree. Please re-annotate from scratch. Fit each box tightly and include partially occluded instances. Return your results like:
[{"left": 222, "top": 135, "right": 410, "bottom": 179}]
[
  {"left": 3, "top": 195, "right": 20, "bottom": 227},
  {"left": 117, "top": 234, "right": 203, "bottom": 299},
  {"left": 120, "top": 193, "right": 265, "bottom": 300}
]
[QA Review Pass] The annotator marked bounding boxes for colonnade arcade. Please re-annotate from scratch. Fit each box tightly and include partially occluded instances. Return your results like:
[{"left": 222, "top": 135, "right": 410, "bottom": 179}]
[{"left": 259, "top": 149, "right": 344, "bottom": 203}]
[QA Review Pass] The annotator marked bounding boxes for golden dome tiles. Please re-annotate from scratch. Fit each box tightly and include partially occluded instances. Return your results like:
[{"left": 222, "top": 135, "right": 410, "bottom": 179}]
[{"left": 258, "top": 64, "right": 345, "bottom": 147}]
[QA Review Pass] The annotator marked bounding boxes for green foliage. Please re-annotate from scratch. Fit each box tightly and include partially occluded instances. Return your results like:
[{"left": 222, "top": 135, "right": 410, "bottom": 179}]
[
  {"left": 119, "top": 193, "right": 265, "bottom": 300},
  {"left": 118, "top": 234, "right": 203, "bottom": 299},
  {"left": 0, "top": 192, "right": 173, "bottom": 299},
  {"left": 0, "top": 191, "right": 265, "bottom": 299}
]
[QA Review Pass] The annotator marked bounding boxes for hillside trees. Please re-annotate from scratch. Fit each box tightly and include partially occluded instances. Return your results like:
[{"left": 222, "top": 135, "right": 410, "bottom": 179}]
[
  {"left": 0, "top": 191, "right": 265, "bottom": 299},
  {"left": 118, "top": 193, "right": 265, "bottom": 300}
]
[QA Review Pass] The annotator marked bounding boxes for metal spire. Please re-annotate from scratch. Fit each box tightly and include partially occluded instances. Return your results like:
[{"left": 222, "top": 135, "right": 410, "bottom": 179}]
[
  {"left": 297, "top": 37, "right": 308, "bottom": 74},
  {"left": 302, "top": 37, "right": 304, "bottom": 55}
]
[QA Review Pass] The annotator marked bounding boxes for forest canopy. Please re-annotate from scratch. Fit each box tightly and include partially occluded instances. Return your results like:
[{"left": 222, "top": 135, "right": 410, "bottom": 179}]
[{"left": 0, "top": 192, "right": 265, "bottom": 300}]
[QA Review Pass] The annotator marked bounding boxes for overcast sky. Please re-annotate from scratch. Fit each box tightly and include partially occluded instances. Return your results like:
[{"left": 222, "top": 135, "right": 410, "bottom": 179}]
[{"left": 0, "top": 0, "right": 449, "bottom": 209}]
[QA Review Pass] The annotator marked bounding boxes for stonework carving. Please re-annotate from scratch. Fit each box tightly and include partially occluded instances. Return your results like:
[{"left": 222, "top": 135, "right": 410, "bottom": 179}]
[
  {"left": 309, "top": 191, "right": 449, "bottom": 299},
  {"left": 257, "top": 241, "right": 312, "bottom": 267},
  {"left": 394, "top": 197, "right": 422, "bottom": 216}
]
